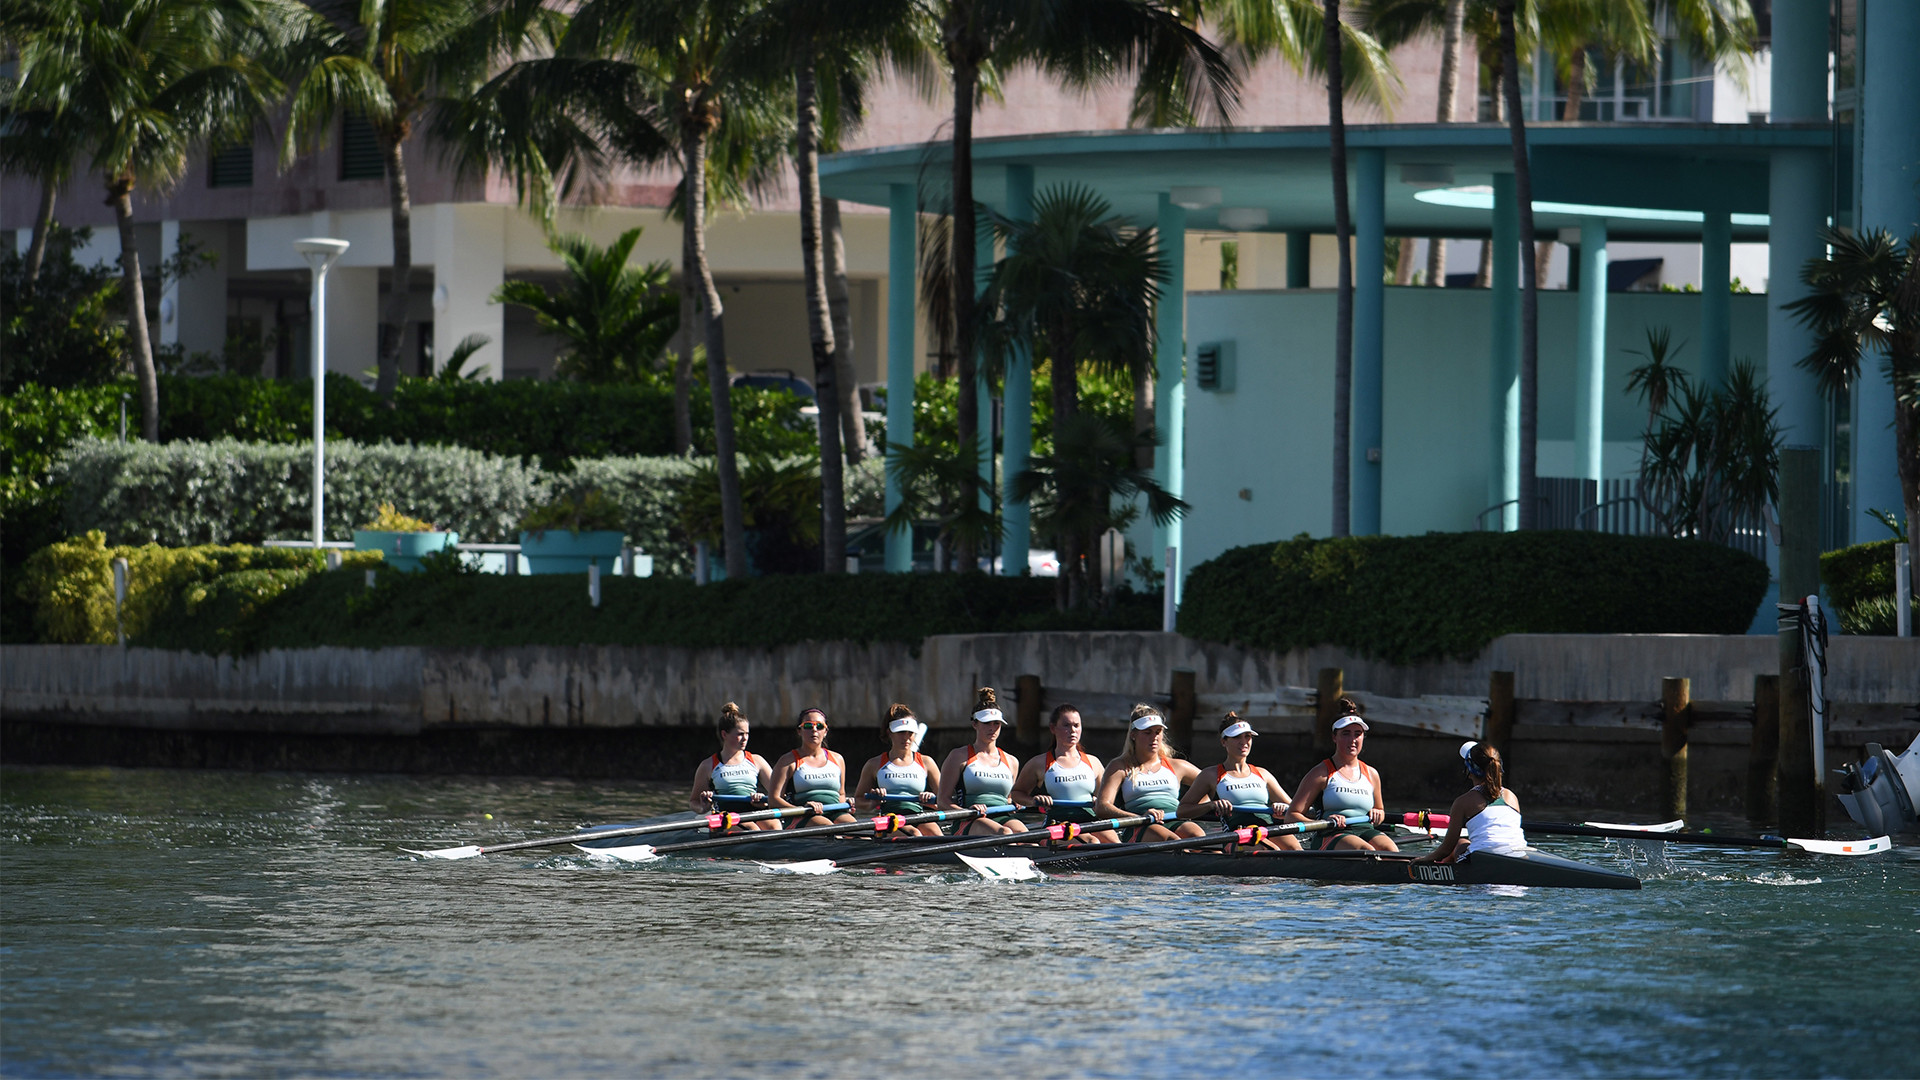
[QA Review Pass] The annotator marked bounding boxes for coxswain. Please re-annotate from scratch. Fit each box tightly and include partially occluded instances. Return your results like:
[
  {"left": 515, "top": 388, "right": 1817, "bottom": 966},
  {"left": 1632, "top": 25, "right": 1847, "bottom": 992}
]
[
  {"left": 1284, "top": 699, "right": 1397, "bottom": 851},
  {"left": 936, "top": 688, "right": 1029, "bottom": 836},
  {"left": 1095, "top": 706, "right": 1206, "bottom": 841},
  {"left": 1176, "top": 711, "right": 1301, "bottom": 850},
  {"left": 688, "top": 702, "right": 778, "bottom": 830},
  {"left": 1012, "top": 703, "right": 1116, "bottom": 843},
  {"left": 852, "top": 704, "right": 945, "bottom": 836},
  {"left": 1412, "top": 741, "right": 1527, "bottom": 865},
  {"left": 768, "top": 707, "right": 855, "bottom": 826}
]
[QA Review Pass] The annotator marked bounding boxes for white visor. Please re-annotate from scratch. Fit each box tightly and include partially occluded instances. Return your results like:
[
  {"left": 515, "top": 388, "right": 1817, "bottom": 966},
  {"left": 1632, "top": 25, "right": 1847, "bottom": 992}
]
[
  {"left": 888, "top": 717, "right": 922, "bottom": 734},
  {"left": 1222, "top": 720, "right": 1257, "bottom": 738},
  {"left": 1131, "top": 714, "right": 1167, "bottom": 731},
  {"left": 1459, "top": 740, "right": 1479, "bottom": 762},
  {"left": 1331, "top": 715, "right": 1369, "bottom": 731},
  {"left": 972, "top": 708, "right": 1005, "bottom": 726}
]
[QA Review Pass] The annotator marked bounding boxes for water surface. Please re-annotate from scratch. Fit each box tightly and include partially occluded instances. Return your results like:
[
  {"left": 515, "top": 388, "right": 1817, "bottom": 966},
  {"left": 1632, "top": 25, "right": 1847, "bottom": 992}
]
[{"left": 3, "top": 767, "right": 1915, "bottom": 1078}]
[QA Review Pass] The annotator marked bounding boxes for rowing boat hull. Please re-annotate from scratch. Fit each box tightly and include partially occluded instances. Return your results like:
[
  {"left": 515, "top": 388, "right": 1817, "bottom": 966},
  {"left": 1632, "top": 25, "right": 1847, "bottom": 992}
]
[{"left": 574, "top": 829, "right": 1640, "bottom": 890}]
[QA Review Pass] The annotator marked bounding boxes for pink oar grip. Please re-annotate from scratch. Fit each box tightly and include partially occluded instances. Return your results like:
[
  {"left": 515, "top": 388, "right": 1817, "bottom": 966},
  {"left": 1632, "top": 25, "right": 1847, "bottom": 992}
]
[{"left": 1399, "top": 812, "right": 1450, "bottom": 829}]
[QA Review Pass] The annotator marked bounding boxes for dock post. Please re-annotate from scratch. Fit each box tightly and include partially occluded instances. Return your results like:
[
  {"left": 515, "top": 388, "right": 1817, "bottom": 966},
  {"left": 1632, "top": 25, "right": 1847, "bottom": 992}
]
[
  {"left": 1777, "top": 446, "right": 1822, "bottom": 838},
  {"left": 1314, "top": 668, "right": 1344, "bottom": 755},
  {"left": 1015, "top": 673, "right": 1042, "bottom": 749},
  {"left": 1170, "top": 668, "right": 1196, "bottom": 754},
  {"left": 1661, "top": 677, "right": 1690, "bottom": 822},
  {"left": 1485, "top": 670, "right": 1515, "bottom": 754},
  {"left": 1777, "top": 611, "right": 1816, "bottom": 838},
  {"left": 1748, "top": 674, "right": 1780, "bottom": 824}
]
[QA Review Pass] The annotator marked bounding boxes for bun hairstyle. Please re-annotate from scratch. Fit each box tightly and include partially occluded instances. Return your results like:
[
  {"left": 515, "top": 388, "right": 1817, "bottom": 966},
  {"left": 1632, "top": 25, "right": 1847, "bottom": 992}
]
[
  {"left": 975, "top": 686, "right": 997, "bottom": 711},
  {"left": 1335, "top": 696, "right": 1363, "bottom": 718},
  {"left": 1220, "top": 710, "right": 1243, "bottom": 733},
  {"left": 716, "top": 702, "right": 748, "bottom": 736},
  {"left": 1119, "top": 702, "right": 1176, "bottom": 769},
  {"left": 1468, "top": 742, "right": 1505, "bottom": 795}
]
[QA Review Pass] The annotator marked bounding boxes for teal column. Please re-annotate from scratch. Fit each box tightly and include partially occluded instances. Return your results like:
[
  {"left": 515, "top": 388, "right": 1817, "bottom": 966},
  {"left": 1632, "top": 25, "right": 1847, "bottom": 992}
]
[
  {"left": 884, "top": 182, "right": 917, "bottom": 573},
  {"left": 1352, "top": 148, "right": 1385, "bottom": 535},
  {"left": 1286, "top": 231, "right": 1310, "bottom": 289},
  {"left": 1574, "top": 217, "right": 1609, "bottom": 482},
  {"left": 1768, "top": 1, "right": 1830, "bottom": 453},
  {"left": 1853, "top": 0, "right": 1919, "bottom": 544},
  {"left": 1000, "top": 166, "right": 1034, "bottom": 575},
  {"left": 1700, "top": 207, "right": 1731, "bottom": 388},
  {"left": 1488, "top": 173, "right": 1519, "bottom": 530},
  {"left": 975, "top": 225, "right": 995, "bottom": 527},
  {"left": 1154, "top": 194, "right": 1187, "bottom": 598}
]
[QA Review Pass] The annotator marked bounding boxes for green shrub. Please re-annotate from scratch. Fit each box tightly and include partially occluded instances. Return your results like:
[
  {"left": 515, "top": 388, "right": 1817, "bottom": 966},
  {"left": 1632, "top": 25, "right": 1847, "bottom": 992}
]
[
  {"left": 518, "top": 489, "right": 628, "bottom": 535},
  {"left": 1821, "top": 539, "right": 1916, "bottom": 635},
  {"left": 146, "top": 568, "right": 1161, "bottom": 653},
  {"left": 1178, "top": 531, "right": 1771, "bottom": 664}
]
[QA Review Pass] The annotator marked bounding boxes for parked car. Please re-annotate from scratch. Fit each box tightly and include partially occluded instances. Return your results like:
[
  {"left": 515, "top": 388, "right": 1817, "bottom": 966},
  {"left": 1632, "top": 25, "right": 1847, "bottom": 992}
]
[{"left": 729, "top": 370, "right": 815, "bottom": 400}]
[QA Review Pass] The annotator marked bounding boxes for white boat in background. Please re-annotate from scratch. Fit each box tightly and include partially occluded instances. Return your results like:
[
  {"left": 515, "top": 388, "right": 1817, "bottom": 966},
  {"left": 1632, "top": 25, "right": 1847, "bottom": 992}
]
[{"left": 1836, "top": 735, "right": 1920, "bottom": 835}]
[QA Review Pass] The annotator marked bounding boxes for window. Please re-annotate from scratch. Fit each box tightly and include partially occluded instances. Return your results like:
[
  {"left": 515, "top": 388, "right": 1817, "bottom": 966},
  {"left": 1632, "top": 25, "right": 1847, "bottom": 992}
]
[
  {"left": 340, "top": 113, "right": 385, "bottom": 181},
  {"left": 208, "top": 141, "right": 253, "bottom": 188}
]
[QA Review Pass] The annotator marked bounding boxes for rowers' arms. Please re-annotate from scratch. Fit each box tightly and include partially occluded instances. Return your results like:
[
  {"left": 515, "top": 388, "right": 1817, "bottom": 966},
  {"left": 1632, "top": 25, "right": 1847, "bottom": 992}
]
[
  {"left": 919, "top": 756, "right": 943, "bottom": 807},
  {"left": 1412, "top": 791, "right": 1473, "bottom": 864},
  {"left": 1093, "top": 763, "right": 1129, "bottom": 821},
  {"left": 1260, "top": 768, "right": 1293, "bottom": 817},
  {"left": 1283, "top": 764, "right": 1328, "bottom": 825},
  {"left": 934, "top": 747, "right": 966, "bottom": 811},
  {"left": 689, "top": 759, "right": 716, "bottom": 812},
  {"left": 1010, "top": 754, "right": 1049, "bottom": 810},
  {"left": 1175, "top": 768, "right": 1229, "bottom": 821},
  {"left": 767, "top": 755, "right": 802, "bottom": 810},
  {"left": 852, "top": 756, "right": 884, "bottom": 807}
]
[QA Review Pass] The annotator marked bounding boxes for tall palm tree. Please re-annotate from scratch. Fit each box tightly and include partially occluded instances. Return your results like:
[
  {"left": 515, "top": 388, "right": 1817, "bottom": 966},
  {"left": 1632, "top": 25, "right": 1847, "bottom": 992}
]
[
  {"left": 7, "top": 0, "right": 289, "bottom": 441},
  {"left": 1495, "top": 0, "right": 1538, "bottom": 528},
  {"left": 492, "top": 227, "right": 679, "bottom": 383},
  {"left": 283, "top": 0, "right": 554, "bottom": 401},
  {"left": 932, "top": 0, "right": 1238, "bottom": 571},
  {"left": 1786, "top": 228, "right": 1920, "bottom": 550},
  {"left": 0, "top": 101, "right": 82, "bottom": 289}
]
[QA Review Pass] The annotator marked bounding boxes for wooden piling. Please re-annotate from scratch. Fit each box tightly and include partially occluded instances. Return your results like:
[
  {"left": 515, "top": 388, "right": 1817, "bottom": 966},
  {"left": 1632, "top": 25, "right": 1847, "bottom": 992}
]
[
  {"left": 1169, "top": 669, "right": 1196, "bottom": 753},
  {"left": 1015, "top": 673, "right": 1042, "bottom": 749},
  {"left": 1661, "top": 677, "right": 1690, "bottom": 822},
  {"left": 1747, "top": 674, "right": 1780, "bottom": 824},
  {"left": 1314, "top": 668, "right": 1344, "bottom": 755},
  {"left": 1777, "top": 618, "right": 1817, "bottom": 837},
  {"left": 1485, "top": 671, "right": 1516, "bottom": 755}
]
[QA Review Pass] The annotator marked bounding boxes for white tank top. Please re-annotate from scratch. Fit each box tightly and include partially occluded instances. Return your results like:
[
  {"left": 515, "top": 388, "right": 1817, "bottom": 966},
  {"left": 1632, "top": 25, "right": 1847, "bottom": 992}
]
[
  {"left": 1119, "top": 758, "right": 1182, "bottom": 813},
  {"left": 1043, "top": 750, "right": 1099, "bottom": 803},
  {"left": 876, "top": 753, "right": 933, "bottom": 808},
  {"left": 789, "top": 752, "right": 844, "bottom": 803},
  {"left": 959, "top": 746, "right": 1017, "bottom": 808},
  {"left": 709, "top": 753, "right": 764, "bottom": 799},
  {"left": 1462, "top": 795, "right": 1527, "bottom": 855},
  {"left": 1320, "top": 760, "right": 1375, "bottom": 819},
  {"left": 1214, "top": 765, "right": 1271, "bottom": 810}
]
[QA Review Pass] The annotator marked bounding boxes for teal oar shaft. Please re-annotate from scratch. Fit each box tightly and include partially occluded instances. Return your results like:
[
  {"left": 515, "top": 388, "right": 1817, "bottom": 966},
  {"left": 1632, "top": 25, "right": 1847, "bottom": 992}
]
[
  {"left": 463, "top": 803, "right": 847, "bottom": 857},
  {"left": 646, "top": 808, "right": 981, "bottom": 855},
  {"left": 833, "top": 815, "right": 1156, "bottom": 868},
  {"left": 1032, "top": 819, "right": 1337, "bottom": 867},
  {"left": 1523, "top": 821, "right": 1792, "bottom": 848}
]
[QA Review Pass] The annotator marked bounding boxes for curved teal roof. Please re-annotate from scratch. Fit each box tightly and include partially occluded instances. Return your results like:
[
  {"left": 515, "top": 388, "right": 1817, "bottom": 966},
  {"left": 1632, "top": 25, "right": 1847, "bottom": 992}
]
[{"left": 820, "top": 122, "right": 1831, "bottom": 242}]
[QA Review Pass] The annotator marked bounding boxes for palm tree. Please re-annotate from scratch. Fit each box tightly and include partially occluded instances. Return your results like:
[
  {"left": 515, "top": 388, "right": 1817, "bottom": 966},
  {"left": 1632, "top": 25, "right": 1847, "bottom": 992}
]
[
  {"left": 1786, "top": 228, "right": 1920, "bottom": 549},
  {"left": 0, "top": 101, "right": 83, "bottom": 289},
  {"left": 1014, "top": 413, "right": 1186, "bottom": 609},
  {"left": 283, "top": 0, "right": 553, "bottom": 402},
  {"left": 492, "top": 227, "right": 679, "bottom": 383},
  {"left": 931, "top": 0, "right": 1238, "bottom": 571},
  {"left": 1490, "top": 0, "right": 1540, "bottom": 528},
  {"left": 7, "top": 0, "right": 289, "bottom": 441}
]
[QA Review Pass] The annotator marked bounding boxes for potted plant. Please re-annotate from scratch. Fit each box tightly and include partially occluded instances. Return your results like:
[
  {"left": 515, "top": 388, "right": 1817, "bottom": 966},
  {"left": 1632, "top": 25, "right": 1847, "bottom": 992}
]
[
  {"left": 353, "top": 504, "right": 460, "bottom": 573},
  {"left": 518, "top": 490, "right": 626, "bottom": 575}
]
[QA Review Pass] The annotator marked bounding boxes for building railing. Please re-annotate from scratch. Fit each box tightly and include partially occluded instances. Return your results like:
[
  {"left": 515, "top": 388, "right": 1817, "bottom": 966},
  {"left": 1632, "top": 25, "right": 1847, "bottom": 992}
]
[{"left": 1477, "top": 477, "right": 1769, "bottom": 563}]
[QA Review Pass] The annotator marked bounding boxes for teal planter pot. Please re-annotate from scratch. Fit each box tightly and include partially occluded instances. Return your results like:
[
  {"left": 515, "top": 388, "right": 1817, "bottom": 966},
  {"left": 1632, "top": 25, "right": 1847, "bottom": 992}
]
[
  {"left": 519, "top": 530, "right": 624, "bottom": 575},
  {"left": 353, "top": 530, "right": 459, "bottom": 573}
]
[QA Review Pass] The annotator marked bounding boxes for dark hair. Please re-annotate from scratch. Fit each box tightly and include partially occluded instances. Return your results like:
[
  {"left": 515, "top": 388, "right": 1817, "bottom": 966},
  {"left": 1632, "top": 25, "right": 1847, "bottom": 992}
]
[
  {"left": 796, "top": 707, "right": 827, "bottom": 726},
  {"left": 974, "top": 686, "right": 998, "bottom": 712},
  {"left": 1220, "top": 710, "right": 1244, "bottom": 734},
  {"left": 1049, "top": 703, "right": 1081, "bottom": 726},
  {"left": 716, "top": 702, "right": 748, "bottom": 737},
  {"left": 885, "top": 702, "right": 914, "bottom": 724},
  {"left": 1334, "top": 696, "right": 1363, "bottom": 718},
  {"left": 1469, "top": 742, "right": 1504, "bottom": 795}
]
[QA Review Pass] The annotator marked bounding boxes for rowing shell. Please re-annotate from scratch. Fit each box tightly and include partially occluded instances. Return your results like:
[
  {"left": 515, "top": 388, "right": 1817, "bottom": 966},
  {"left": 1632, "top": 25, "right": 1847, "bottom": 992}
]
[{"left": 573, "top": 829, "right": 1640, "bottom": 890}]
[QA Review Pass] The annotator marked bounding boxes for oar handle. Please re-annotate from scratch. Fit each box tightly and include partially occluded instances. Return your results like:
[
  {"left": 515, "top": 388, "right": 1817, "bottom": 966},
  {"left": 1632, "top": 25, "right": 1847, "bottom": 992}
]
[
  {"left": 1034, "top": 818, "right": 1336, "bottom": 867},
  {"left": 834, "top": 814, "right": 1159, "bottom": 868},
  {"left": 707, "top": 802, "right": 849, "bottom": 830}
]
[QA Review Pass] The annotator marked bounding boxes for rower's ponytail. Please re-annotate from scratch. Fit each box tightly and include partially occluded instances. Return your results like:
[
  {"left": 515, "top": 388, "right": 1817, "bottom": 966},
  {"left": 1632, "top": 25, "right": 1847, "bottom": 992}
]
[
  {"left": 975, "top": 686, "right": 997, "bottom": 711},
  {"left": 1470, "top": 742, "right": 1505, "bottom": 796},
  {"left": 1335, "top": 696, "right": 1363, "bottom": 719},
  {"left": 716, "top": 702, "right": 748, "bottom": 736}
]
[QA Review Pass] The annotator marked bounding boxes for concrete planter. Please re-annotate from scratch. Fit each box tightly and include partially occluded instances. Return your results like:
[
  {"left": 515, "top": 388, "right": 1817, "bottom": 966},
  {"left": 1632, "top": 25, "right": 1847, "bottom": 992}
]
[
  {"left": 353, "top": 530, "right": 459, "bottom": 573},
  {"left": 519, "top": 530, "right": 625, "bottom": 575}
]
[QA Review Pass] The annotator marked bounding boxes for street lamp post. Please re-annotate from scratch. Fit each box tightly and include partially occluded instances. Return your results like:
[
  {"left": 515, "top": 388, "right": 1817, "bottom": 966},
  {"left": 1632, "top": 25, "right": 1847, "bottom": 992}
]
[{"left": 294, "top": 238, "right": 350, "bottom": 550}]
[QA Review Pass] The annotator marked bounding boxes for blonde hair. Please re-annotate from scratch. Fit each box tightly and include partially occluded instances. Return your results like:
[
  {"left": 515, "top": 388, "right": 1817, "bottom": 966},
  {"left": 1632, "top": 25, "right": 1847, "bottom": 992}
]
[{"left": 1117, "top": 703, "right": 1175, "bottom": 770}]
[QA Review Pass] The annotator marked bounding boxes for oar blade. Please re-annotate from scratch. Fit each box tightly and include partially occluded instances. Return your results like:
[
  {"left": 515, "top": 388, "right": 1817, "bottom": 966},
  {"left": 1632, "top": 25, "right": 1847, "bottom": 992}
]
[
  {"left": 573, "top": 843, "right": 661, "bottom": 863},
  {"left": 404, "top": 845, "right": 483, "bottom": 861},
  {"left": 1785, "top": 835, "right": 1892, "bottom": 856},
  {"left": 757, "top": 860, "right": 840, "bottom": 875},
  {"left": 957, "top": 853, "right": 1044, "bottom": 881},
  {"left": 1585, "top": 819, "right": 1685, "bottom": 833}
]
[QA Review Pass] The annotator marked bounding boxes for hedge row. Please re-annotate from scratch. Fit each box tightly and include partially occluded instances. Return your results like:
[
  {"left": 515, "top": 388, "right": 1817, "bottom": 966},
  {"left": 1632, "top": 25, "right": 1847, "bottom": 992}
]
[
  {"left": 15, "top": 533, "right": 1160, "bottom": 652},
  {"left": 1821, "top": 539, "right": 1919, "bottom": 635},
  {"left": 1177, "top": 531, "right": 1771, "bottom": 664}
]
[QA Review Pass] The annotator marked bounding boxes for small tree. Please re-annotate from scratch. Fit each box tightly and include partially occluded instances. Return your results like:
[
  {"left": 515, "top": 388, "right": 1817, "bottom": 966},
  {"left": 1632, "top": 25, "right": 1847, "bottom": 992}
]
[
  {"left": 492, "top": 228, "right": 679, "bottom": 384},
  {"left": 1631, "top": 351, "right": 1782, "bottom": 547}
]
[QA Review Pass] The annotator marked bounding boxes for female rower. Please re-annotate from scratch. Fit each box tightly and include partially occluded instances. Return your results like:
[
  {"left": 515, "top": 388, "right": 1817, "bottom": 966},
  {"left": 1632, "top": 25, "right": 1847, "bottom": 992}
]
[
  {"left": 852, "top": 704, "right": 945, "bottom": 836},
  {"left": 768, "top": 707, "right": 855, "bottom": 827},
  {"left": 1284, "top": 700, "right": 1397, "bottom": 851},
  {"left": 1412, "top": 741, "right": 1527, "bottom": 865},
  {"left": 1176, "top": 712, "right": 1301, "bottom": 850},
  {"left": 936, "top": 687, "right": 1028, "bottom": 836},
  {"left": 1095, "top": 706, "right": 1206, "bottom": 842},
  {"left": 1012, "top": 703, "right": 1116, "bottom": 843},
  {"left": 688, "top": 702, "right": 779, "bottom": 830}
]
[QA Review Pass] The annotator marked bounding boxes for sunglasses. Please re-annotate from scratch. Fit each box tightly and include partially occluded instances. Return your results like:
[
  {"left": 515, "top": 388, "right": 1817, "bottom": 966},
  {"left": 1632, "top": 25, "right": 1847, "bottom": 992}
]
[{"left": 798, "top": 721, "right": 827, "bottom": 731}]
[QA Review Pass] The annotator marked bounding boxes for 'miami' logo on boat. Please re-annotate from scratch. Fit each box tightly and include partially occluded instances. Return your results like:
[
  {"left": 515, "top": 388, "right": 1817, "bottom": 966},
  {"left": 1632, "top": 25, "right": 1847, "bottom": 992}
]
[{"left": 1410, "top": 864, "right": 1455, "bottom": 883}]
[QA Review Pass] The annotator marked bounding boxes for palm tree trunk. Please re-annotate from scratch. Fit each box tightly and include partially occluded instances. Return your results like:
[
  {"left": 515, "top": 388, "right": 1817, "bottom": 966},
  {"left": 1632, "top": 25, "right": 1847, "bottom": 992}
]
[
  {"left": 949, "top": 37, "right": 981, "bottom": 571},
  {"left": 674, "top": 225, "right": 695, "bottom": 455},
  {"left": 1562, "top": 49, "right": 1588, "bottom": 120},
  {"left": 379, "top": 133, "right": 412, "bottom": 399},
  {"left": 796, "top": 58, "right": 846, "bottom": 575},
  {"left": 109, "top": 179, "right": 158, "bottom": 442},
  {"left": 1897, "top": 396, "right": 1919, "bottom": 554},
  {"left": 1133, "top": 357, "right": 1153, "bottom": 470},
  {"left": 1428, "top": 0, "right": 1463, "bottom": 289},
  {"left": 1326, "top": 0, "right": 1353, "bottom": 538},
  {"left": 1499, "top": 0, "right": 1539, "bottom": 530},
  {"left": 1394, "top": 240, "right": 1416, "bottom": 284},
  {"left": 824, "top": 198, "right": 864, "bottom": 464},
  {"left": 684, "top": 119, "right": 748, "bottom": 580},
  {"left": 24, "top": 179, "right": 56, "bottom": 287},
  {"left": 1050, "top": 319, "right": 1079, "bottom": 610},
  {"left": 1475, "top": 237, "right": 1493, "bottom": 287}
]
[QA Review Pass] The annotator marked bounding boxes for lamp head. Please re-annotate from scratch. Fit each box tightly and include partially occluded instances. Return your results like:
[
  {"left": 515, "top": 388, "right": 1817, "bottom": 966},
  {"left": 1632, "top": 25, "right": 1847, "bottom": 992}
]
[
  {"left": 293, "top": 237, "right": 350, "bottom": 271},
  {"left": 1170, "top": 186, "right": 1222, "bottom": 210},
  {"left": 1217, "top": 207, "right": 1269, "bottom": 231}
]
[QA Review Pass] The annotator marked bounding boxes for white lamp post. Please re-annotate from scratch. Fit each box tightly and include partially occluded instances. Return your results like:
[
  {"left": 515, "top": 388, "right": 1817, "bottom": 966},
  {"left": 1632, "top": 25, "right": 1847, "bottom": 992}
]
[{"left": 294, "top": 238, "right": 349, "bottom": 549}]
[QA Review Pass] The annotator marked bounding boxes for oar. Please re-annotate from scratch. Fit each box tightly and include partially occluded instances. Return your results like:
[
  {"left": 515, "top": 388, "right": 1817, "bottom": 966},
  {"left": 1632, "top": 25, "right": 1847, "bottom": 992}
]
[
  {"left": 958, "top": 818, "right": 1347, "bottom": 880},
  {"left": 1524, "top": 821, "right": 1892, "bottom": 856},
  {"left": 403, "top": 802, "right": 852, "bottom": 861},
  {"left": 575, "top": 807, "right": 984, "bottom": 863},
  {"left": 758, "top": 814, "right": 1165, "bottom": 875}
]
